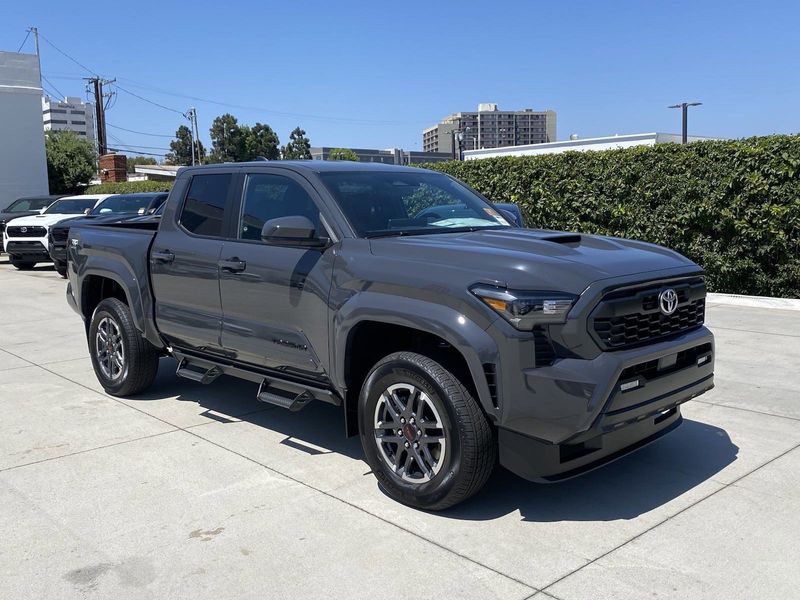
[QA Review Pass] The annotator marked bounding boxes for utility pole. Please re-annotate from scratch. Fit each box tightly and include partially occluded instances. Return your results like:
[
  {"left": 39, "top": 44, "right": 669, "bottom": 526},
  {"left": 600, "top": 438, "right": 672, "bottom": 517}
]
[
  {"left": 668, "top": 102, "right": 702, "bottom": 143},
  {"left": 27, "top": 27, "right": 43, "bottom": 90},
  {"left": 186, "top": 107, "right": 202, "bottom": 165},
  {"left": 86, "top": 77, "right": 115, "bottom": 155}
]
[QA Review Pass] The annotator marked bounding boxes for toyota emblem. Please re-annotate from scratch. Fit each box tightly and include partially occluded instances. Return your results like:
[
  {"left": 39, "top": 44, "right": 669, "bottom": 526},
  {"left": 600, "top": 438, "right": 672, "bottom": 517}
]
[
  {"left": 20, "top": 227, "right": 27, "bottom": 233},
  {"left": 658, "top": 288, "right": 678, "bottom": 316}
]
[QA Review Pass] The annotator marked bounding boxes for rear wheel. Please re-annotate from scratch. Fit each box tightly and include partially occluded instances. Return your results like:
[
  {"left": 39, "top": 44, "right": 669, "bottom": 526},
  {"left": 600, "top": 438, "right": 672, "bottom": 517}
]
[
  {"left": 359, "top": 351, "right": 495, "bottom": 510},
  {"left": 88, "top": 298, "right": 159, "bottom": 396},
  {"left": 11, "top": 259, "right": 36, "bottom": 270}
]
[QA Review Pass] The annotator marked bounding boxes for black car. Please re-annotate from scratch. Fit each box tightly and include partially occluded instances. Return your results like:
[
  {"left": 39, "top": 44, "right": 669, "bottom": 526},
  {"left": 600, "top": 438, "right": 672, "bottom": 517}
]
[
  {"left": 0, "top": 195, "right": 64, "bottom": 246},
  {"left": 48, "top": 192, "right": 168, "bottom": 276}
]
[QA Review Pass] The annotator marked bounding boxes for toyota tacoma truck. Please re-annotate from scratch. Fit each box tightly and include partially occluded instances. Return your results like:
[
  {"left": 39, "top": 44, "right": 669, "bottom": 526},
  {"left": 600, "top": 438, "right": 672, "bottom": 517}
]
[
  {"left": 4, "top": 194, "right": 113, "bottom": 270},
  {"left": 66, "top": 161, "right": 715, "bottom": 510}
]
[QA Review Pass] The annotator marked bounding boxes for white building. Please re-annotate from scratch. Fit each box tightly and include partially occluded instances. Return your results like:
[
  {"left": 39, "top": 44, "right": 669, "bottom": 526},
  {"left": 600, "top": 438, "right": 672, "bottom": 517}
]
[
  {"left": 0, "top": 51, "right": 49, "bottom": 210},
  {"left": 463, "top": 132, "right": 718, "bottom": 160},
  {"left": 42, "top": 95, "right": 95, "bottom": 143}
]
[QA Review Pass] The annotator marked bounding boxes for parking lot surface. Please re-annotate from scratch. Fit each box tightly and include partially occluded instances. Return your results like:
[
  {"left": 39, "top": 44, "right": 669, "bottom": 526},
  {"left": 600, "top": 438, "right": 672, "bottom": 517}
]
[{"left": 1, "top": 259, "right": 798, "bottom": 599}]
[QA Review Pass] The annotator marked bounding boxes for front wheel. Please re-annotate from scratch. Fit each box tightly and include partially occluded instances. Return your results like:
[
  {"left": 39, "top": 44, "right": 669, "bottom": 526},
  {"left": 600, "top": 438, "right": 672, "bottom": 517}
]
[
  {"left": 54, "top": 260, "right": 67, "bottom": 278},
  {"left": 359, "top": 351, "right": 495, "bottom": 510},
  {"left": 88, "top": 298, "right": 160, "bottom": 396}
]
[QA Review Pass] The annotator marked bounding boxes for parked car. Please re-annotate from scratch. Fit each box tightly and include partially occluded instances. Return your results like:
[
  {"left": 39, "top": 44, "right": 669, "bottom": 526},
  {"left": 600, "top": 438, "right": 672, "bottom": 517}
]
[
  {"left": 67, "top": 162, "right": 715, "bottom": 510},
  {"left": 48, "top": 192, "right": 168, "bottom": 277},
  {"left": 0, "top": 195, "right": 65, "bottom": 246},
  {"left": 3, "top": 195, "right": 113, "bottom": 270}
]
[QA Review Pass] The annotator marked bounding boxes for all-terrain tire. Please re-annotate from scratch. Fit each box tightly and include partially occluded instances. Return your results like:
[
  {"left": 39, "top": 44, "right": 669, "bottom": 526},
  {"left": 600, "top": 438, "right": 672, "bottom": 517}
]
[
  {"left": 88, "top": 298, "right": 159, "bottom": 396},
  {"left": 11, "top": 259, "right": 36, "bottom": 270},
  {"left": 359, "top": 351, "right": 495, "bottom": 510}
]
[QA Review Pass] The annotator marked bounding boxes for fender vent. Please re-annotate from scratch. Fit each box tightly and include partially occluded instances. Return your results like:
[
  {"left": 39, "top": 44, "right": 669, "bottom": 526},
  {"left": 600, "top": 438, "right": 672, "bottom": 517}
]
[
  {"left": 483, "top": 363, "right": 499, "bottom": 409},
  {"left": 533, "top": 328, "right": 556, "bottom": 366}
]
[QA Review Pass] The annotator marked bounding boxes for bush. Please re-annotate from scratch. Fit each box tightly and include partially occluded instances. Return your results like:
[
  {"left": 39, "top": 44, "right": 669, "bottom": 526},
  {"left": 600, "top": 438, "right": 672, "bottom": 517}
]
[
  {"left": 46, "top": 130, "right": 97, "bottom": 194},
  {"left": 85, "top": 180, "right": 174, "bottom": 194},
  {"left": 422, "top": 135, "right": 800, "bottom": 298}
]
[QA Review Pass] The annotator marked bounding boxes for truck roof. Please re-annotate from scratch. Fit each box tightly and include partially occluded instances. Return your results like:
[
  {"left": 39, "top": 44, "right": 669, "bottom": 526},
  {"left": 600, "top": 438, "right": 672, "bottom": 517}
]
[{"left": 179, "top": 160, "right": 428, "bottom": 176}]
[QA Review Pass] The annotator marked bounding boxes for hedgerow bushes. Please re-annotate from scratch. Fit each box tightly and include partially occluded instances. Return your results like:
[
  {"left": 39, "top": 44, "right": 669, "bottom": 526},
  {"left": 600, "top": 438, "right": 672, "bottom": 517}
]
[
  {"left": 424, "top": 135, "right": 800, "bottom": 298},
  {"left": 85, "top": 180, "right": 173, "bottom": 194}
]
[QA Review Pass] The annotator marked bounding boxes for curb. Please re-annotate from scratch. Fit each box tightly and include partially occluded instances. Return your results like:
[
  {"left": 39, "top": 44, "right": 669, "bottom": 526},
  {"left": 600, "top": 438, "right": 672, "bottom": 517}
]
[{"left": 707, "top": 292, "right": 800, "bottom": 312}]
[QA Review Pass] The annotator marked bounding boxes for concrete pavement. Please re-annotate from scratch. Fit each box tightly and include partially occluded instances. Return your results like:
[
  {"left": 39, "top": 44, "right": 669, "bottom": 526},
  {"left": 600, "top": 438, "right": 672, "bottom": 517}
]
[{"left": 0, "top": 259, "right": 798, "bottom": 599}]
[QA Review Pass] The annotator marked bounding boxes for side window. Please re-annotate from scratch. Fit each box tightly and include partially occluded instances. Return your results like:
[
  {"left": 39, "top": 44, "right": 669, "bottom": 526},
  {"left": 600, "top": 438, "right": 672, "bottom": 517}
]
[
  {"left": 239, "top": 174, "right": 321, "bottom": 241},
  {"left": 180, "top": 173, "right": 232, "bottom": 237}
]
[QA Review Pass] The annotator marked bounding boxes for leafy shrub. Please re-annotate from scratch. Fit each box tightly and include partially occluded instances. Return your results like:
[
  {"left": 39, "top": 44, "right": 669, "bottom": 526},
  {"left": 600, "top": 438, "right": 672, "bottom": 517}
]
[
  {"left": 85, "top": 180, "right": 174, "bottom": 194},
  {"left": 422, "top": 135, "right": 800, "bottom": 298}
]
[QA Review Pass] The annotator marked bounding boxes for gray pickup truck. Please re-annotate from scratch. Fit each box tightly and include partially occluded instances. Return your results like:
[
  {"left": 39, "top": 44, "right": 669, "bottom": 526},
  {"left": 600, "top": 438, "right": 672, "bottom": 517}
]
[{"left": 67, "top": 161, "right": 715, "bottom": 510}]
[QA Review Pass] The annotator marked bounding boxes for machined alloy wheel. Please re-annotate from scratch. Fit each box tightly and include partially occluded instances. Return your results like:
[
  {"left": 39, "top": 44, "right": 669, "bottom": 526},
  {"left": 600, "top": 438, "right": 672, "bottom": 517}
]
[
  {"left": 373, "top": 382, "right": 447, "bottom": 483},
  {"left": 95, "top": 316, "right": 125, "bottom": 381}
]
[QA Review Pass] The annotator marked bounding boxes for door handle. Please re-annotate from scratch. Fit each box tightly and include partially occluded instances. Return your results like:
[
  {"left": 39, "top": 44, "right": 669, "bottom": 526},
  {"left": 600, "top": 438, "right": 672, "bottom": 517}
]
[
  {"left": 152, "top": 250, "right": 175, "bottom": 264},
  {"left": 219, "top": 257, "right": 246, "bottom": 273}
]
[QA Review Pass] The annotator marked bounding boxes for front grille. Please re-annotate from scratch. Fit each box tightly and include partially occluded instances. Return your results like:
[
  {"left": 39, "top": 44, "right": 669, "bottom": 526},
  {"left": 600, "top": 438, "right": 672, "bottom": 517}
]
[
  {"left": 50, "top": 227, "right": 69, "bottom": 243},
  {"left": 591, "top": 277, "right": 706, "bottom": 350},
  {"left": 6, "top": 225, "right": 47, "bottom": 237},
  {"left": 619, "top": 342, "right": 713, "bottom": 381}
]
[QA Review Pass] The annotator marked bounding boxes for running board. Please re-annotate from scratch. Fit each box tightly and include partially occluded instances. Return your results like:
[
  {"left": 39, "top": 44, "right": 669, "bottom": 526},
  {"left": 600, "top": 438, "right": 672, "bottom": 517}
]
[
  {"left": 175, "top": 359, "right": 222, "bottom": 384},
  {"left": 257, "top": 382, "right": 313, "bottom": 412}
]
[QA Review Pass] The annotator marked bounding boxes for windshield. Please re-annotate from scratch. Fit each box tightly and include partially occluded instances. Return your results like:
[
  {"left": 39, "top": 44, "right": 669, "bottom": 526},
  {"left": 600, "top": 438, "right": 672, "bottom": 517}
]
[
  {"left": 318, "top": 171, "right": 511, "bottom": 237},
  {"left": 44, "top": 198, "right": 97, "bottom": 214},
  {"left": 91, "top": 194, "right": 163, "bottom": 215},
  {"left": 6, "top": 197, "right": 54, "bottom": 212}
]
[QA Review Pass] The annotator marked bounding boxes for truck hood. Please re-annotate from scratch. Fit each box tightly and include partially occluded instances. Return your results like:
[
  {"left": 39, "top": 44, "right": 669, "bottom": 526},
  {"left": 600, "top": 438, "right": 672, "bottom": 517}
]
[
  {"left": 5, "top": 213, "right": 87, "bottom": 228},
  {"left": 368, "top": 228, "right": 699, "bottom": 294},
  {"left": 0, "top": 211, "right": 38, "bottom": 226}
]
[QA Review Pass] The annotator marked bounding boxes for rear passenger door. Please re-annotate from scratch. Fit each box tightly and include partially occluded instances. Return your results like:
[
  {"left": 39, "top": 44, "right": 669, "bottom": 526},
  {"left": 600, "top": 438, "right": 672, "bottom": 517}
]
[
  {"left": 150, "top": 172, "right": 235, "bottom": 352},
  {"left": 218, "top": 169, "right": 335, "bottom": 378}
]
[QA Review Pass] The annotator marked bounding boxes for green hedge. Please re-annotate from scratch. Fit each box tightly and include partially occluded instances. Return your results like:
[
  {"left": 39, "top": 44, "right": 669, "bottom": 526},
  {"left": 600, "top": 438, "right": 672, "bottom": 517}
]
[
  {"left": 85, "top": 180, "right": 173, "bottom": 194},
  {"left": 423, "top": 135, "right": 800, "bottom": 298}
]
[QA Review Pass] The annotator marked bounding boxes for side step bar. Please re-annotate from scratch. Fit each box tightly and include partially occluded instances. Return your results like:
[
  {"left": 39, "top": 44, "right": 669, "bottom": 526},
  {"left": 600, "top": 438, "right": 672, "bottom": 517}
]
[{"left": 171, "top": 349, "right": 342, "bottom": 412}]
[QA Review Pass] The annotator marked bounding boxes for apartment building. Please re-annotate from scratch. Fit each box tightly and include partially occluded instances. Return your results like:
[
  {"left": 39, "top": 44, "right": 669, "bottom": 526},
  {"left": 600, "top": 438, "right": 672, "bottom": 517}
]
[
  {"left": 423, "top": 103, "right": 557, "bottom": 155},
  {"left": 42, "top": 95, "right": 95, "bottom": 142}
]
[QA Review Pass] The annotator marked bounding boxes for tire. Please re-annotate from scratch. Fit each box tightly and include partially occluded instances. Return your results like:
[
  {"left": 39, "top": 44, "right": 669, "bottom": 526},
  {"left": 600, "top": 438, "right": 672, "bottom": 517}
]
[
  {"left": 359, "top": 351, "right": 495, "bottom": 510},
  {"left": 88, "top": 298, "right": 159, "bottom": 396},
  {"left": 11, "top": 259, "right": 36, "bottom": 270},
  {"left": 54, "top": 261, "right": 67, "bottom": 278}
]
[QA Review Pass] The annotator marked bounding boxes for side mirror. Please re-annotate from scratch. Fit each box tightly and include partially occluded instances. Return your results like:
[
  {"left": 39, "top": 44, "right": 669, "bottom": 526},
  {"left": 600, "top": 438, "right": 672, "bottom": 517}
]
[
  {"left": 83, "top": 208, "right": 92, "bottom": 215},
  {"left": 39, "top": 208, "right": 47, "bottom": 214},
  {"left": 499, "top": 209, "right": 520, "bottom": 227},
  {"left": 261, "top": 215, "right": 327, "bottom": 247}
]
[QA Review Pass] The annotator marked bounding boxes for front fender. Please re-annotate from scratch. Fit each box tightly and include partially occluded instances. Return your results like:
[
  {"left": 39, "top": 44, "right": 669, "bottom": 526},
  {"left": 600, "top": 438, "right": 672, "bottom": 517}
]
[{"left": 332, "top": 291, "right": 500, "bottom": 415}]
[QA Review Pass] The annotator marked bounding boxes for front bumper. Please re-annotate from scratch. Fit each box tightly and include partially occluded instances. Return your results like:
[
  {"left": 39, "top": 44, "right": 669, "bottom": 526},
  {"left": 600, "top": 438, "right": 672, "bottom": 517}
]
[
  {"left": 496, "top": 325, "right": 715, "bottom": 481},
  {"left": 5, "top": 238, "right": 50, "bottom": 261},
  {"left": 48, "top": 240, "right": 68, "bottom": 264}
]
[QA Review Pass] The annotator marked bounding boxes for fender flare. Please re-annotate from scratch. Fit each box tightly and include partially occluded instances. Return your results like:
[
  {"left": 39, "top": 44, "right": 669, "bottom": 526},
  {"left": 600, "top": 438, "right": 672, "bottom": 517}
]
[{"left": 332, "top": 292, "right": 500, "bottom": 416}]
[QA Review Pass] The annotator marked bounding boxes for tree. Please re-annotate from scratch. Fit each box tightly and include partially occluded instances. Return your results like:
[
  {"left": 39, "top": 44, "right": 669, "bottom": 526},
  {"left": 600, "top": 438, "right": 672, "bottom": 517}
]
[
  {"left": 243, "top": 122, "right": 280, "bottom": 161},
  {"left": 127, "top": 156, "right": 157, "bottom": 173},
  {"left": 281, "top": 127, "right": 312, "bottom": 160},
  {"left": 328, "top": 148, "right": 359, "bottom": 161},
  {"left": 166, "top": 125, "right": 204, "bottom": 165},
  {"left": 45, "top": 130, "right": 97, "bottom": 194},
  {"left": 208, "top": 114, "right": 245, "bottom": 163}
]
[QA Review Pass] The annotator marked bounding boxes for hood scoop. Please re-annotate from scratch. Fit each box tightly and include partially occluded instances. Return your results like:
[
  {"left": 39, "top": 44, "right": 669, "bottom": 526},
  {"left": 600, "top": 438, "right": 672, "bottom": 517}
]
[{"left": 539, "top": 233, "right": 581, "bottom": 244}]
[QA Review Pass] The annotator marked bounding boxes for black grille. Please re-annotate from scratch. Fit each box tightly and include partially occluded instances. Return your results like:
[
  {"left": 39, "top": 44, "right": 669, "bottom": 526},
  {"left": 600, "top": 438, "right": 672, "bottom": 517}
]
[
  {"left": 50, "top": 227, "right": 69, "bottom": 243},
  {"left": 591, "top": 278, "right": 706, "bottom": 350},
  {"left": 619, "top": 342, "right": 713, "bottom": 381},
  {"left": 6, "top": 225, "right": 47, "bottom": 237}
]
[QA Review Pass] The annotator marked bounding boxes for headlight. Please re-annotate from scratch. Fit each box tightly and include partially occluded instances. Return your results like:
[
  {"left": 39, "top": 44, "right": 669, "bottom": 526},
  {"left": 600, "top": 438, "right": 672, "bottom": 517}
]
[{"left": 471, "top": 285, "right": 577, "bottom": 330}]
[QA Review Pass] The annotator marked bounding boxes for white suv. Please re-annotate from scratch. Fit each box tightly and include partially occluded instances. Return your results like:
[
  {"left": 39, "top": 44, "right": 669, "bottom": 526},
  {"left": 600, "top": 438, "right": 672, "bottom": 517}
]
[{"left": 3, "top": 194, "right": 114, "bottom": 270}]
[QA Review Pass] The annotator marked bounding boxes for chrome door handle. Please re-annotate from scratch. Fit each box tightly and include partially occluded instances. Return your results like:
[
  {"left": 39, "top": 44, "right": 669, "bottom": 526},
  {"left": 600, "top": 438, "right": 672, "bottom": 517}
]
[
  {"left": 152, "top": 250, "right": 175, "bottom": 264},
  {"left": 219, "top": 258, "right": 246, "bottom": 273}
]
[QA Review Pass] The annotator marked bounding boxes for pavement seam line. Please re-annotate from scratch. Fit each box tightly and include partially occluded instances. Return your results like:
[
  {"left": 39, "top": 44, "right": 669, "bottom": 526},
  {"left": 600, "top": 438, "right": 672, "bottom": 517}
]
[
  {"left": 535, "top": 438, "right": 800, "bottom": 595},
  {"left": 692, "top": 398, "right": 800, "bottom": 423},
  {"left": 3, "top": 351, "right": 537, "bottom": 592},
  {"left": 708, "top": 325, "right": 800, "bottom": 338},
  {"left": 0, "top": 429, "right": 179, "bottom": 473}
]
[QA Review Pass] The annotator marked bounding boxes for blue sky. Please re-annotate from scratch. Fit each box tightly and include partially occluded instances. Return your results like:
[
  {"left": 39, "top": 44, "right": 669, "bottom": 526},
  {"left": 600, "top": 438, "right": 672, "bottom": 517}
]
[{"left": 3, "top": 0, "right": 798, "bottom": 156}]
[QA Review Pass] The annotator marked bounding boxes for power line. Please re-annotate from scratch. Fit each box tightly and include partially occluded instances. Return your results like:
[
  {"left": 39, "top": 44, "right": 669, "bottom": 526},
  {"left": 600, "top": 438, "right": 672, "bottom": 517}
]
[
  {"left": 41, "top": 75, "right": 65, "bottom": 99},
  {"left": 17, "top": 30, "right": 31, "bottom": 53},
  {"left": 37, "top": 31, "right": 98, "bottom": 76},
  {"left": 106, "top": 123, "right": 175, "bottom": 138},
  {"left": 114, "top": 84, "right": 185, "bottom": 115}
]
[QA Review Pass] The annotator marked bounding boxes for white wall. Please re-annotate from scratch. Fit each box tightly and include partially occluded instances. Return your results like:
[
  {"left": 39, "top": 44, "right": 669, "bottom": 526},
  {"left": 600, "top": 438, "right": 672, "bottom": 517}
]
[{"left": 0, "top": 52, "right": 48, "bottom": 210}]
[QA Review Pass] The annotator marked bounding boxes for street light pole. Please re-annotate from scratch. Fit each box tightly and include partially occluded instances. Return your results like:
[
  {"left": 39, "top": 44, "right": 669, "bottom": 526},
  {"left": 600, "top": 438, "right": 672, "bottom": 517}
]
[{"left": 668, "top": 102, "right": 702, "bottom": 143}]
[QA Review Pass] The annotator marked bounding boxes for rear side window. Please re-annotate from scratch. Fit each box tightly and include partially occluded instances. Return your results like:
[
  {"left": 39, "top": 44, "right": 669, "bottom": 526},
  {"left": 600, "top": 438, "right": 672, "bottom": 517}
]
[{"left": 180, "top": 174, "right": 232, "bottom": 237}]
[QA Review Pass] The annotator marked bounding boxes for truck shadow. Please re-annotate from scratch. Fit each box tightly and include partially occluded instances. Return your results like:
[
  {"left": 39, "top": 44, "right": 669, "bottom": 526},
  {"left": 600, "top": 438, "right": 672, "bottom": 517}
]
[{"left": 132, "top": 358, "right": 737, "bottom": 522}]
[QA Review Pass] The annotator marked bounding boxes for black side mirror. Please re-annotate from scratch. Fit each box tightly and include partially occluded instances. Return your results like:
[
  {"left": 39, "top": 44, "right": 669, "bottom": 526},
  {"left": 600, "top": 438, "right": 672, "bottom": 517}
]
[
  {"left": 498, "top": 208, "right": 520, "bottom": 227},
  {"left": 261, "top": 215, "right": 327, "bottom": 247}
]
